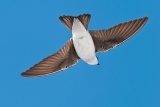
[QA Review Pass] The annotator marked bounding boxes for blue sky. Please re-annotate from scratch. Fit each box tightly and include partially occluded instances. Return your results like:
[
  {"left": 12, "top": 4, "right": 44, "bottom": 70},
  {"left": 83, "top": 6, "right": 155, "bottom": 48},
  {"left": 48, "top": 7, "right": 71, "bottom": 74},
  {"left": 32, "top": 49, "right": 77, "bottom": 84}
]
[{"left": 0, "top": 0, "right": 160, "bottom": 107}]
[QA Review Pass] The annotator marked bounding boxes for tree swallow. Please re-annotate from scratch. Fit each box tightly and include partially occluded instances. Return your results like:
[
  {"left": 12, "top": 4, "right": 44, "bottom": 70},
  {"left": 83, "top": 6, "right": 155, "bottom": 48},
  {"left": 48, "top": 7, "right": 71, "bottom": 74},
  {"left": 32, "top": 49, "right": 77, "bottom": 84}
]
[{"left": 21, "top": 14, "right": 148, "bottom": 77}]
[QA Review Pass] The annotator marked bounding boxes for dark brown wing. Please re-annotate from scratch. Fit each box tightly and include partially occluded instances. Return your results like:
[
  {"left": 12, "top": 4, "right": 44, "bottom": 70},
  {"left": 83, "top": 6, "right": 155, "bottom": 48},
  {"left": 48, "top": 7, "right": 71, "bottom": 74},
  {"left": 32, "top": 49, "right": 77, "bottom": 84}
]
[
  {"left": 89, "top": 17, "right": 148, "bottom": 52},
  {"left": 21, "top": 38, "right": 79, "bottom": 77},
  {"left": 59, "top": 13, "right": 91, "bottom": 30}
]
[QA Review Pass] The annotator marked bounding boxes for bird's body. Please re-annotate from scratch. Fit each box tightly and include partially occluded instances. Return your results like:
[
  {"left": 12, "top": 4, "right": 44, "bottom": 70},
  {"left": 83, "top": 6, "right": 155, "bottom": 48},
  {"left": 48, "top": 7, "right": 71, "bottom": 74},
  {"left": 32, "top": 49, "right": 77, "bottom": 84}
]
[
  {"left": 21, "top": 13, "right": 148, "bottom": 77},
  {"left": 72, "top": 18, "right": 98, "bottom": 65}
]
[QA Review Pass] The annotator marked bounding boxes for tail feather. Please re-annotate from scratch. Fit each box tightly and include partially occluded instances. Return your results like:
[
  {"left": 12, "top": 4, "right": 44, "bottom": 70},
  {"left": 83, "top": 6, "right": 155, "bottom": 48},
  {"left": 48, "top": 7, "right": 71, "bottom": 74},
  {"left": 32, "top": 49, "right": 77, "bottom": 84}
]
[{"left": 59, "top": 14, "right": 91, "bottom": 30}]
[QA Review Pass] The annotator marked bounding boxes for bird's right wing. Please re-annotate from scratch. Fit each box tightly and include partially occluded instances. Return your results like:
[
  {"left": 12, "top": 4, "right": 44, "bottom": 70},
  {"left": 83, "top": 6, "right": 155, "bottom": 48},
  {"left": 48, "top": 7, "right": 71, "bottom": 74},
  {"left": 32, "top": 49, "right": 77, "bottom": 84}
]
[
  {"left": 21, "top": 38, "right": 79, "bottom": 77},
  {"left": 59, "top": 13, "right": 91, "bottom": 30},
  {"left": 89, "top": 17, "right": 148, "bottom": 52}
]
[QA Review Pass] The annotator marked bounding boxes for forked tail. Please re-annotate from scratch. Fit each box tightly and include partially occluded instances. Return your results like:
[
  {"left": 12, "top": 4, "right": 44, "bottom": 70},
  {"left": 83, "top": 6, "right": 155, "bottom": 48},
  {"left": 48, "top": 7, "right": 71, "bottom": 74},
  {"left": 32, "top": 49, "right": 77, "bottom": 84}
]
[{"left": 59, "top": 14, "right": 91, "bottom": 30}]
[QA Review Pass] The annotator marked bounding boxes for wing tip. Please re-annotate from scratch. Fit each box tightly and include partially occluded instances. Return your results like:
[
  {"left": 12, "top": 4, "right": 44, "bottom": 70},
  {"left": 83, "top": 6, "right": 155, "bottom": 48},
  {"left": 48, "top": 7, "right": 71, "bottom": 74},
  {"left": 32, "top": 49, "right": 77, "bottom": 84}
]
[
  {"left": 143, "top": 16, "right": 149, "bottom": 19},
  {"left": 21, "top": 72, "right": 25, "bottom": 76},
  {"left": 141, "top": 16, "right": 149, "bottom": 22},
  {"left": 129, "top": 16, "right": 148, "bottom": 25},
  {"left": 21, "top": 71, "right": 49, "bottom": 78},
  {"left": 21, "top": 71, "right": 35, "bottom": 77},
  {"left": 21, "top": 72, "right": 32, "bottom": 77}
]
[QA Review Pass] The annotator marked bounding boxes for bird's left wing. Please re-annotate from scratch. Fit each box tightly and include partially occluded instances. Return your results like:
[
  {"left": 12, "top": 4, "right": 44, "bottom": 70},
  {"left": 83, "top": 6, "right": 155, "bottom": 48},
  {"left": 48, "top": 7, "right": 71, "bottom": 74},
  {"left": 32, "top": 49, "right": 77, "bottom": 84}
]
[
  {"left": 21, "top": 38, "right": 79, "bottom": 77},
  {"left": 89, "top": 17, "right": 148, "bottom": 52}
]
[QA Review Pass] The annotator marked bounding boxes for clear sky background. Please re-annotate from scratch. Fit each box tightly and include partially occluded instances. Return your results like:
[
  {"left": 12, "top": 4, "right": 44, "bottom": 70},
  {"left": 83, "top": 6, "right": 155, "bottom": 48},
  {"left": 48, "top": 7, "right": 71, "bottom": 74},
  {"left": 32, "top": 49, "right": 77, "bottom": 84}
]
[{"left": 0, "top": 0, "right": 160, "bottom": 107}]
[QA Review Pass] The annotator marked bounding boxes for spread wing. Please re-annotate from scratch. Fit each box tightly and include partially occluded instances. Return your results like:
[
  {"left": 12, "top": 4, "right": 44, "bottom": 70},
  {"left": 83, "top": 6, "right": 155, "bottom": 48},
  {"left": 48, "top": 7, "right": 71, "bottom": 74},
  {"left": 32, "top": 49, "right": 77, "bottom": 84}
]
[
  {"left": 59, "top": 13, "right": 91, "bottom": 30},
  {"left": 89, "top": 17, "right": 148, "bottom": 52},
  {"left": 21, "top": 38, "right": 79, "bottom": 77}
]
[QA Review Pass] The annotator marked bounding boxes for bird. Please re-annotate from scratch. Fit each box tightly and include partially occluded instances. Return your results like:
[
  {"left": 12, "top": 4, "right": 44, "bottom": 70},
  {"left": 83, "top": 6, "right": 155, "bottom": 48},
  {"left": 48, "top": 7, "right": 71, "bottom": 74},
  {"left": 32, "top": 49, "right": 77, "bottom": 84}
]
[{"left": 21, "top": 13, "right": 148, "bottom": 77}]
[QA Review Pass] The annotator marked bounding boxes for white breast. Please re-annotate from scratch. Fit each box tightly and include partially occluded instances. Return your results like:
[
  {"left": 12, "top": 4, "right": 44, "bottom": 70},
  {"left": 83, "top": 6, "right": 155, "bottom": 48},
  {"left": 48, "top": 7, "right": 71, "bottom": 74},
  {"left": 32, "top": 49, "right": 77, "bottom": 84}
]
[{"left": 72, "top": 18, "right": 98, "bottom": 65}]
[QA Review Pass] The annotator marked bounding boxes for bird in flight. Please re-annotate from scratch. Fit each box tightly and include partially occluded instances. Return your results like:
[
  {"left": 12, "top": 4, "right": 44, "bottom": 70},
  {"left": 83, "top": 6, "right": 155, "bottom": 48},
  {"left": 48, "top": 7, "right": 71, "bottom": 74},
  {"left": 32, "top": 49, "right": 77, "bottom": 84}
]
[{"left": 21, "top": 13, "right": 148, "bottom": 77}]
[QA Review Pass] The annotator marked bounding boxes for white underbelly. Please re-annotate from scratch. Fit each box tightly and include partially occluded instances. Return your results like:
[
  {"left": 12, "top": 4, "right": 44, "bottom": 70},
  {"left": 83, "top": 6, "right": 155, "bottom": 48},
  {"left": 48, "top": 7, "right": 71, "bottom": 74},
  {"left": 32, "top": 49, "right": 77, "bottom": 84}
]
[
  {"left": 72, "top": 18, "right": 98, "bottom": 65},
  {"left": 73, "top": 32, "right": 96, "bottom": 64}
]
